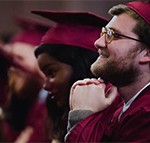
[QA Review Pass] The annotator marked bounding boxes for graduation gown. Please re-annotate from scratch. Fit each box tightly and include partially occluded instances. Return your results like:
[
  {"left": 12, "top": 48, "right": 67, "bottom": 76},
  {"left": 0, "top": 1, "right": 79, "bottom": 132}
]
[
  {"left": 3, "top": 99, "right": 49, "bottom": 142},
  {"left": 66, "top": 85, "right": 150, "bottom": 142}
]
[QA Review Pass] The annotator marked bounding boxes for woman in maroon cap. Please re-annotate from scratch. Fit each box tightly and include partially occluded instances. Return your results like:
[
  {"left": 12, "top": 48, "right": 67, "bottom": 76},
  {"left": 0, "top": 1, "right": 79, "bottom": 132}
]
[
  {"left": 32, "top": 11, "right": 108, "bottom": 143},
  {"left": 65, "top": 0, "right": 150, "bottom": 142}
]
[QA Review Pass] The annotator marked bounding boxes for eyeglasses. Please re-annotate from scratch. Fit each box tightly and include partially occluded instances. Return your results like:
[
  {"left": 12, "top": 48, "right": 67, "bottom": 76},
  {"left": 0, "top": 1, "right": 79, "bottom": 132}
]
[{"left": 100, "top": 27, "right": 142, "bottom": 44}]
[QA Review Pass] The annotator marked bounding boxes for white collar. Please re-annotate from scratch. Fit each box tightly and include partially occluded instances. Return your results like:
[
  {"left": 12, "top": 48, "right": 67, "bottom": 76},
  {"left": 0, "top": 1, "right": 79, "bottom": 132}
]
[{"left": 118, "top": 82, "right": 150, "bottom": 121}]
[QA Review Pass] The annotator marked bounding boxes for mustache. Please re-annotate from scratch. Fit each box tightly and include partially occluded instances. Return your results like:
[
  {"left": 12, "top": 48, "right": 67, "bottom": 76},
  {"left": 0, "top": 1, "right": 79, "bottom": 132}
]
[{"left": 98, "top": 49, "right": 109, "bottom": 57}]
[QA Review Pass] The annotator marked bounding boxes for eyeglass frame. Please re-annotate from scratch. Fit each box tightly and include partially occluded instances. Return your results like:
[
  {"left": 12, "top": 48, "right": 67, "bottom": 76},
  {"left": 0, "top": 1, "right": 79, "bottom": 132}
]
[{"left": 100, "top": 27, "right": 142, "bottom": 44}]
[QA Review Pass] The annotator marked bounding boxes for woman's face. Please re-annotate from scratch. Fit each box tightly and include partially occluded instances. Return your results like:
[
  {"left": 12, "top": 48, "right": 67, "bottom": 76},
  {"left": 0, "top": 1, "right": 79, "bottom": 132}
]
[{"left": 37, "top": 52, "right": 73, "bottom": 107}]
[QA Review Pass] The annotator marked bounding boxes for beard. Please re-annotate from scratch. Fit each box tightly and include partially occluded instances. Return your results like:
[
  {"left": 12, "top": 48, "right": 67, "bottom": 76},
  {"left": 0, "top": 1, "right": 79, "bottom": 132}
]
[{"left": 91, "top": 49, "right": 140, "bottom": 87}]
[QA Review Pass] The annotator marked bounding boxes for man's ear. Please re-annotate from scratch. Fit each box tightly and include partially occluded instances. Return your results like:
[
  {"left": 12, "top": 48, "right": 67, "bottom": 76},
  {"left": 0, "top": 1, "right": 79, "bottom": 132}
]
[{"left": 139, "top": 49, "right": 150, "bottom": 64}]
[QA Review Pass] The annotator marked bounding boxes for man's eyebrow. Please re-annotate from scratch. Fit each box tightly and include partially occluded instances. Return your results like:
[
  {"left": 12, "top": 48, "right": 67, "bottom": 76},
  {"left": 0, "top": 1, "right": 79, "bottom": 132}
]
[{"left": 108, "top": 27, "right": 122, "bottom": 34}]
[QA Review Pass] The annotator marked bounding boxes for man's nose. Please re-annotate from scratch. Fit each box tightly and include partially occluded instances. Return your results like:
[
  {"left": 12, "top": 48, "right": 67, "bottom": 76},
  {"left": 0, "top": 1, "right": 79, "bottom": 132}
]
[{"left": 94, "top": 35, "right": 107, "bottom": 49}]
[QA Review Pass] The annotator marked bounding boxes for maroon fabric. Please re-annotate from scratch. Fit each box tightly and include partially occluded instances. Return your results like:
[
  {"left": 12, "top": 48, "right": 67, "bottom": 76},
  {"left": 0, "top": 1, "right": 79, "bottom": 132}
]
[
  {"left": 0, "top": 17, "right": 49, "bottom": 70},
  {"left": 3, "top": 100, "right": 48, "bottom": 142},
  {"left": 31, "top": 11, "right": 108, "bottom": 51},
  {"left": 26, "top": 101, "right": 48, "bottom": 142},
  {"left": 106, "top": 86, "right": 150, "bottom": 142},
  {"left": 66, "top": 94, "right": 122, "bottom": 142},
  {"left": 11, "top": 17, "right": 49, "bottom": 46},
  {"left": 41, "top": 24, "right": 100, "bottom": 51},
  {"left": 127, "top": 1, "right": 150, "bottom": 26},
  {"left": 66, "top": 86, "right": 150, "bottom": 142}
]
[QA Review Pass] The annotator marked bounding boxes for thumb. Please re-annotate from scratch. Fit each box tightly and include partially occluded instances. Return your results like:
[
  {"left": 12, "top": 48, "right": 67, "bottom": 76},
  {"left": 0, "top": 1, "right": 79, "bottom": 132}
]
[
  {"left": 14, "top": 126, "right": 33, "bottom": 143},
  {"left": 105, "top": 86, "right": 117, "bottom": 106},
  {"left": 69, "top": 86, "right": 74, "bottom": 110}
]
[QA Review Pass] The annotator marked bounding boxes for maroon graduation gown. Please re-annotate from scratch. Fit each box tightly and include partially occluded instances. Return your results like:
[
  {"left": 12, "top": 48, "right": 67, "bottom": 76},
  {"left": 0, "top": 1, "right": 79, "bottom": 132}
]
[
  {"left": 66, "top": 85, "right": 150, "bottom": 142},
  {"left": 3, "top": 100, "right": 49, "bottom": 142}
]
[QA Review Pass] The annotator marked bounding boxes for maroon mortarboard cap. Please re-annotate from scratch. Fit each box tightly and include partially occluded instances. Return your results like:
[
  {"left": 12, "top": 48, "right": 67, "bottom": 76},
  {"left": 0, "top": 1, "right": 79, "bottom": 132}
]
[
  {"left": 11, "top": 17, "right": 49, "bottom": 46},
  {"left": 0, "top": 18, "right": 49, "bottom": 72},
  {"left": 127, "top": 1, "right": 150, "bottom": 26},
  {"left": 31, "top": 10, "right": 108, "bottom": 51}
]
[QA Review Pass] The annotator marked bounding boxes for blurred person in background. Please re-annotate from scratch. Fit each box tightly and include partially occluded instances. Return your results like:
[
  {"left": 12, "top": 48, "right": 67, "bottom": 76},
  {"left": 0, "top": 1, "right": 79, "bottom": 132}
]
[
  {"left": 0, "top": 37, "right": 11, "bottom": 141},
  {"left": 32, "top": 10, "right": 108, "bottom": 143},
  {"left": 0, "top": 17, "right": 49, "bottom": 142},
  {"left": 0, "top": 37, "right": 10, "bottom": 109}
]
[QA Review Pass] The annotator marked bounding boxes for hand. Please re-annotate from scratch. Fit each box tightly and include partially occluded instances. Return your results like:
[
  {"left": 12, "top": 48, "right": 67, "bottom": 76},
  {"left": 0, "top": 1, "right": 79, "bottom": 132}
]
[
  {"left": 70, "top": 78, "right": 117, "bottom": 113},
  {"left": 3, "top": 43, "right": 45, "bottom": 80},
  {"left": 14, "top": 126, "right": 33, "bottom": 143}
]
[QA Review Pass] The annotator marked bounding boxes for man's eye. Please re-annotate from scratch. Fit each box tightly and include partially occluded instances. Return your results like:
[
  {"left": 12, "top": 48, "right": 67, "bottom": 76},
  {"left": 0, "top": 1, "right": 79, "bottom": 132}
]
[
  {"left": 107, "top": 32, "right": 112, "bottom": 39},
  {"left": 114, "top": 33, "right": 122, "bottom": 39},
  {"left": 100, "top": 31, "right": 105, "bottom": 37}
]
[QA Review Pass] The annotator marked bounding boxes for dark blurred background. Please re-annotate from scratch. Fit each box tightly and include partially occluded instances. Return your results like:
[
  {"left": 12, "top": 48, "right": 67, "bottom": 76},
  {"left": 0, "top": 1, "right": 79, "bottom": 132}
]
[{"left": 0, "top": 0, "right": 131, "bottom": 41}]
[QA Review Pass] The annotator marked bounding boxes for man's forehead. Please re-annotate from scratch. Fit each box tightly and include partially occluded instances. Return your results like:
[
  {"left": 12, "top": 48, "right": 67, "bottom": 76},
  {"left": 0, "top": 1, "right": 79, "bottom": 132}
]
[{"left": 106, "top": 14, "right": 137, "bottom": 34}]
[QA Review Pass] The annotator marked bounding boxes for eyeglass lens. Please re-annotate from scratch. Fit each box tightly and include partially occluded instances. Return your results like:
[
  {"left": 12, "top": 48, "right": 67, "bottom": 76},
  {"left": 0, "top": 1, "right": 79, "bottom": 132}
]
[{"left": 100, "top": 27, "right": 114, "bottom": 44}]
